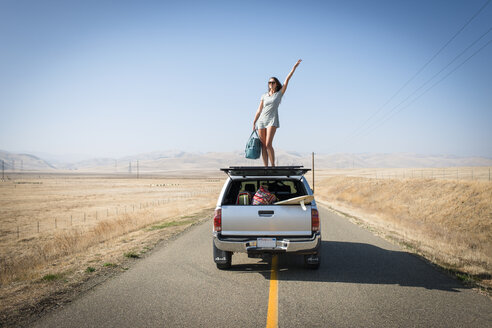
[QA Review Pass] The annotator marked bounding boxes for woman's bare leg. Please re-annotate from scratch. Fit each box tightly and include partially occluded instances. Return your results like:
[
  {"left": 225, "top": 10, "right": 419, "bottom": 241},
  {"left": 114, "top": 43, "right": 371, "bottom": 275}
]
[
  {"left": 257, "top": 128, "right": 268, "bottom": 167},
  {"left": 265, "top": 126, "right": 277, "bottom": 167}
]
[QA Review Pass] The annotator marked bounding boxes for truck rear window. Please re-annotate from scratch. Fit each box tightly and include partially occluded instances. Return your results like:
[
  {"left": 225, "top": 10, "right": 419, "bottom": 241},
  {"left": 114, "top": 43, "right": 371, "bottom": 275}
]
[{"left": 222, "top": 179, "right": 307, "bottom": 205}]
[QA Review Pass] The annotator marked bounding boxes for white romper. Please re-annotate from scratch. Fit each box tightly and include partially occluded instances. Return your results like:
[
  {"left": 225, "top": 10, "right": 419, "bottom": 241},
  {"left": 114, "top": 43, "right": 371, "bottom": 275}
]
[{"left": 257, "top": 91, "right": 283, "bottom": 129}]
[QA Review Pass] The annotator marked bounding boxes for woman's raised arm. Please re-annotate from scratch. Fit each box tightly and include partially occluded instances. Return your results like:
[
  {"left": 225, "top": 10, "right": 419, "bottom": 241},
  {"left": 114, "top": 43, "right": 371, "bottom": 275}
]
[{"left": 281, "top": 59, "right": 302, "bottom": 94}]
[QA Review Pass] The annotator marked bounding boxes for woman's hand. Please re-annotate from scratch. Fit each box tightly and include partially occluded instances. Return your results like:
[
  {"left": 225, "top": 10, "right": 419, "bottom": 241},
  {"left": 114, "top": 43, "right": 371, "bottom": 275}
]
[{"left": 293, "top": 59, "right": 302, "bottom": 69}]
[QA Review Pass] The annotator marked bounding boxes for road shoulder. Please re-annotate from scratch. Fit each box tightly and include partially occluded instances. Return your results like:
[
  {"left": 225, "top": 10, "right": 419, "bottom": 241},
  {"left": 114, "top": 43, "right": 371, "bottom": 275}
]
[
  {"left": 316, "top": 200, "right": 492, "bottom": 298},
  {"left": 2, "top": 208, "right": 214, "bottom": 328}
]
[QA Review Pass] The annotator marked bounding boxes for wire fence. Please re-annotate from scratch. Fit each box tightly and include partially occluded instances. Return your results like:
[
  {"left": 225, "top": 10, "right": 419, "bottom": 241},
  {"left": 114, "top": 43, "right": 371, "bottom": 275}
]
[
  {"left": 315, "top": 167, "right": 492, "bottom": 182},
  {"left": 2, "top": 167, "right": 489, "bottom": 241},
  {"left": 1, "top": 186, "right": 222, "bottom": 242}
]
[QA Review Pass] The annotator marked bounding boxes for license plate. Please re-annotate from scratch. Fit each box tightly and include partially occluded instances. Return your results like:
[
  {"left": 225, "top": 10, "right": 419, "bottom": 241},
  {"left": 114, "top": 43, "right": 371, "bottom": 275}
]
[{"left": 257, "top": 238, "right": 276, "bottom": 248}]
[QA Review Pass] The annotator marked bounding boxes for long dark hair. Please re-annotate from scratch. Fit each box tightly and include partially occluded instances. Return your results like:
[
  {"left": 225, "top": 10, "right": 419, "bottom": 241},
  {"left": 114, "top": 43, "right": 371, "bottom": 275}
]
[{"left": 268, "top": 77, "right": 282, "bottom": 93}]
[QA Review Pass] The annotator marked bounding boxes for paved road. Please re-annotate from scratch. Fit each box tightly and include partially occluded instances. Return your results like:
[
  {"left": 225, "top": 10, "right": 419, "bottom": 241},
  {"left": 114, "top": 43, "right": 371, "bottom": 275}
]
[{"left": 31, "top": 206, "right": 492, "bottom": 327}]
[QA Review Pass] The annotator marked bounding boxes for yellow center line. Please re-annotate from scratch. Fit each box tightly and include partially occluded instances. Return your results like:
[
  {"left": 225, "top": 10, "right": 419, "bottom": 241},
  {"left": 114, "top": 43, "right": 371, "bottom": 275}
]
[{"left": 266, "top": 254, "right": 278, "bottom": 328}]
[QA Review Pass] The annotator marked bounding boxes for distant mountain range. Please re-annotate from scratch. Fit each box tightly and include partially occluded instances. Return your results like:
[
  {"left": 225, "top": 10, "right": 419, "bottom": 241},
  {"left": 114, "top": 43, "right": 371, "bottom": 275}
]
[
  {"left": 1, "top": 149, "right": 491, "bottom": 172},
  {"left": 0, "top": 150, "right": 57, "bottom": 171}
]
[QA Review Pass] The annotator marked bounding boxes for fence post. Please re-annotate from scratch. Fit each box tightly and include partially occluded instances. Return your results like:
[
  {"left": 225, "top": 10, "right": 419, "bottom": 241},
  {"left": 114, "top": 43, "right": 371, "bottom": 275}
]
[{"left": 37, "top": 221, "right": 40, "bottom": 233}]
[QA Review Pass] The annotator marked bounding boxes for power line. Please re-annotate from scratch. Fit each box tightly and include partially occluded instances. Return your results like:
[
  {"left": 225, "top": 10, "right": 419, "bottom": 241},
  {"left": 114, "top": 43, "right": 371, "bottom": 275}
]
[
  {"left": 372, "top": 37, "right": 492, "bottom": 131},
  {"left": 330, "top": 0, "right": 491, "bottom": 152},
  {"left": 351, "top": 0, "right": 490, "bottom": 138},
  {"left": 357, "top": 26, "right": 492, "bottom": 138}
]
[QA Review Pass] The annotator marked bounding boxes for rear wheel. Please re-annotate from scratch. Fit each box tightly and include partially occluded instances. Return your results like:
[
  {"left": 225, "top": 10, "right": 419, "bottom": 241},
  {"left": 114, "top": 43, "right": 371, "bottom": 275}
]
[{"left": 216, "top": 259, "right": 232, "bottom": 270}]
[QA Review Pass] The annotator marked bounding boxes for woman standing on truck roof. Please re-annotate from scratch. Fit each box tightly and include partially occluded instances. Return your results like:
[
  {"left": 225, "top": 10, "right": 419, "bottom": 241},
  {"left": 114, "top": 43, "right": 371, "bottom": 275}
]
[{"left": 253, "top": 59, "right": 302, "bottom": 167}]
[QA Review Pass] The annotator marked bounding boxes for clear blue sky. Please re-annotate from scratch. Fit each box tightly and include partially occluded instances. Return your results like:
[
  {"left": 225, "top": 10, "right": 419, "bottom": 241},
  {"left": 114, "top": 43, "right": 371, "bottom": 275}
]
[{"left": 1, "top": 0, "right": 491, "bottom": 159}]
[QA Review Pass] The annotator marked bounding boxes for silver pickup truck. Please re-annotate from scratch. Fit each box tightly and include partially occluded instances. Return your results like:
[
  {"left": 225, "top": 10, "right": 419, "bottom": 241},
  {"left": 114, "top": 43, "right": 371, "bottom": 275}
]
[{"left": 213, "top": 166, "right": 321, "bottom": 270}]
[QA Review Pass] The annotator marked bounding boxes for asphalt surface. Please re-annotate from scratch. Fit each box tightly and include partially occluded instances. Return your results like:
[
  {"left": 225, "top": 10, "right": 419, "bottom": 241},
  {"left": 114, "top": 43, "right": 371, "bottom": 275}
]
[{"left": 30, "top": 206, "right": 492, "bottom": 327}]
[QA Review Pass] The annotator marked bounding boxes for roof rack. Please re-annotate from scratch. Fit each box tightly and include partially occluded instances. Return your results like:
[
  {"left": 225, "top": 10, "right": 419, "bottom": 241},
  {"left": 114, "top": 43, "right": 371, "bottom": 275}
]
[{"left": 220, "top": 166, "right": 310, "bottom": 177}]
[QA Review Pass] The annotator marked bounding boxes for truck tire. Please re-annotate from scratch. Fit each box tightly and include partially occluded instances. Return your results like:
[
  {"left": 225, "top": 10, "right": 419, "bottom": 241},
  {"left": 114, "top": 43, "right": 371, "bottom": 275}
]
[
  {"left": 304, "top": 253, "right": 320, "bottom": 270},
  {"left": 216, "top": 259, "right": 231, "bottom": 270},
  {"left": 213, "top": 241, "right": 232, "bottom": 270}
]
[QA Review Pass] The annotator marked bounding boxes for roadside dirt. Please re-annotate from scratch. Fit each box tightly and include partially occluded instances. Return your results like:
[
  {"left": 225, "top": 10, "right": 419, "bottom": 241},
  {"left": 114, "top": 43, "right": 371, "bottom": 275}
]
[{"left": 0, "top": 208, "right": 214, "bottom": 328}]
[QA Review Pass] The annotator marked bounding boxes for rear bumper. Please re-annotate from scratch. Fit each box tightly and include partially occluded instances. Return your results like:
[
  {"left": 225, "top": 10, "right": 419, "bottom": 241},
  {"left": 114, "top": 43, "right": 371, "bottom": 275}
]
[{"left": 213, "top": 232, "right": 321, "bottom": 254}]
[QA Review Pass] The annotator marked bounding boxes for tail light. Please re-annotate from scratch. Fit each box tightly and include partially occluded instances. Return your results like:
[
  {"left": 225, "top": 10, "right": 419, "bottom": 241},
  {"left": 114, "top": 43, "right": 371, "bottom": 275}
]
[
  {"left": 311, "top": 209, "right": 320, "bottom": 233},
  {"left": 213, "top": 209, "right": 222, "bottom": 232}
]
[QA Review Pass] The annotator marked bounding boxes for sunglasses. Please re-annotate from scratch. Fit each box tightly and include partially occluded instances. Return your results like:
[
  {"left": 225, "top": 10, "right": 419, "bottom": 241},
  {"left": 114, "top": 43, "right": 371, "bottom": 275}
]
[{"left": 268, "top": 81, "right": 276, "bottom": 84}]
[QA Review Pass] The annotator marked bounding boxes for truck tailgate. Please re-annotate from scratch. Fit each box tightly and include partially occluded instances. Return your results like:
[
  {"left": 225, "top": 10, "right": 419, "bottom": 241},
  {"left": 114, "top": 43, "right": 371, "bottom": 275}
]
[{"left": 221, "top": 205, "right": 312, "bottom": 236}]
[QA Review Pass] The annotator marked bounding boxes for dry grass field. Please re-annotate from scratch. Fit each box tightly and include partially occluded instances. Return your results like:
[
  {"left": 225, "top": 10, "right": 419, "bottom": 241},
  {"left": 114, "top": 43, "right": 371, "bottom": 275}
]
[
  {"left": 1, "top": 167, "right": 490, "bottom": 323},
  {"left": 0, "top": 174, "right": 223, "bottom": 323},
  {"left": 313, "top": 168, "right": 492, "bottom": 288}
]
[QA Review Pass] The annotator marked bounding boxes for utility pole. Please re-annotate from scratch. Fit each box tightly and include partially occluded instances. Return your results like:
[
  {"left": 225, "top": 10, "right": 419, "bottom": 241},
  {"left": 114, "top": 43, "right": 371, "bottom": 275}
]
[
  {"left": 129, "top": 161, "right": 132, "bottom": 174},
  {"left": 137, "top": 160, "right": 139, "bottom": 179},
  {"left": 312, "top": 152, "right": 315, "bottom": 194},
  {"left": 2, "top": 160, "right": 4, "bottom": 180}
]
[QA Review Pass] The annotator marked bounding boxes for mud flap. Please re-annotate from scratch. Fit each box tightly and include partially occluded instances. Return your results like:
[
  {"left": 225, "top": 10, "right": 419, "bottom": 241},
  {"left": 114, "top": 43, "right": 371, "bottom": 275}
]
[
  {"left": 305, "top": 254, "right": 319, "bottom": 264},
  {"left": 213, "top": 241, "right": 232, "bottom": 264},
  {"left": 304, "top": 252, "right": 320, "bottom": 269}
]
